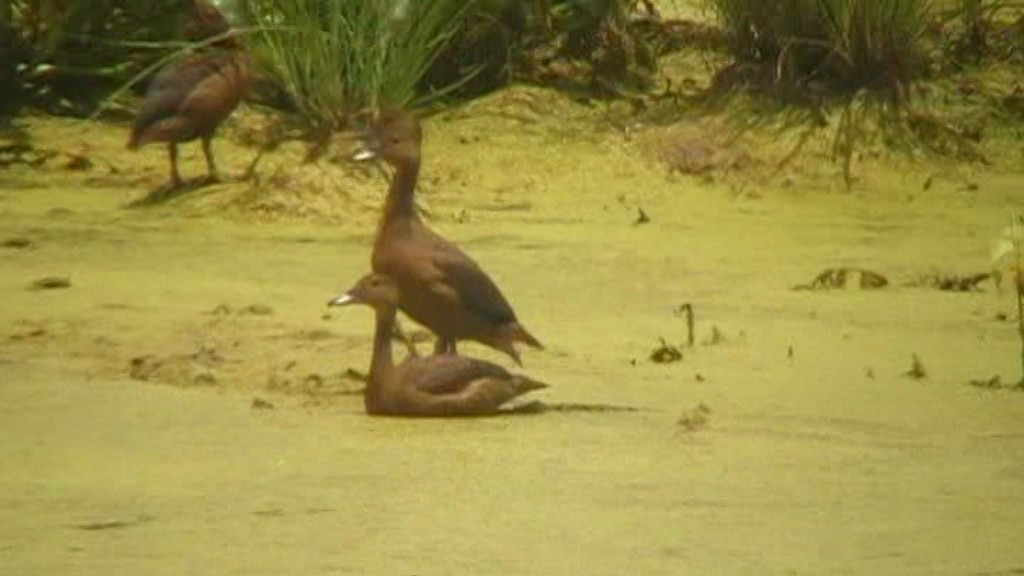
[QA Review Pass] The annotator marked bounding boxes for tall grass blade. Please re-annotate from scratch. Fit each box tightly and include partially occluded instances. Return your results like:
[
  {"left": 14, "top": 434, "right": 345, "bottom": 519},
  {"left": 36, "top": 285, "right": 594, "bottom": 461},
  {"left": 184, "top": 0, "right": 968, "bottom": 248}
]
[{"left": 243, "top": 0, "right": 474, "bottom": 132}]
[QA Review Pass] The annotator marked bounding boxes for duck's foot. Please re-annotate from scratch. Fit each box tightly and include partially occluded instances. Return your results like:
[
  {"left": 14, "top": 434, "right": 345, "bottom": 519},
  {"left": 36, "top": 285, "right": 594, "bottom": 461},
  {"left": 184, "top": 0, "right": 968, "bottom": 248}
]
[{"left": 433, "top": 337, "right": 457, "bottom": 356}]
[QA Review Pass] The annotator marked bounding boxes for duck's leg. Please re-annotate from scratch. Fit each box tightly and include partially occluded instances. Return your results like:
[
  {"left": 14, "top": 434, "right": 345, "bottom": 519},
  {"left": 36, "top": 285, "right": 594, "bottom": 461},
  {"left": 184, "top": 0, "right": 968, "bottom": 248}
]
[
  {"left": 168, "top": 143, "right": 183, "bottom": 189},
  {"left": 391, "top": 318, "right": 419, "bottom": 358},
  {"left": 201, "top": 135, "right": 221, "bottom": 184},
  {"left": 433, "top": 337, "right": 456, "bottom": 355}
]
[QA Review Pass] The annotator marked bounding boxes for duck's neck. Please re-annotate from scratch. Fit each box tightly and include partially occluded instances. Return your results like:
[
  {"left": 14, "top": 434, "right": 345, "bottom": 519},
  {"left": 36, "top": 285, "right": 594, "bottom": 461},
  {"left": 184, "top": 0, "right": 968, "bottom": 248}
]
[
  {"left": 382, "top": 157, "right": 420, "bottom": 226},
  {"left": 368, "top": 306, "right": 399, "bottom": 385}
]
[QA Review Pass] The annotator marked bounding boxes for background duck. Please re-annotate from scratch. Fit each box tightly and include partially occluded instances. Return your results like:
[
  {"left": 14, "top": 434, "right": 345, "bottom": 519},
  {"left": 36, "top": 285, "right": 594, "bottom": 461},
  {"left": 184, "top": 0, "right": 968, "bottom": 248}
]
[{"left": 127, "top": 0, "right": 250, "bottom": 195}]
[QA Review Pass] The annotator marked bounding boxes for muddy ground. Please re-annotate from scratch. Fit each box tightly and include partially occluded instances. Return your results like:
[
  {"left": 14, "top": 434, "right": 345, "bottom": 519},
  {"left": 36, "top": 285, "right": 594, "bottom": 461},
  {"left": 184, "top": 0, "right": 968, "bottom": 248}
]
[{"left": 2, "top": 85, "right": 1024, "bottom": 575}]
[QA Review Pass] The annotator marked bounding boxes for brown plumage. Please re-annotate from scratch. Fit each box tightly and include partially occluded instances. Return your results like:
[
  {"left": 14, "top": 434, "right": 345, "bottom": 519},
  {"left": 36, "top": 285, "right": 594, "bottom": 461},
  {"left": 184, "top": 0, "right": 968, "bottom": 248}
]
[
  {"left": 329, "top": 274, "right": 548, "bottom": 417},
  {"left": 357, "top": 110, "right": 543, "bottom": 366},
  {"left": 128, "top": 0, "right": 250, "bottom": 190}
]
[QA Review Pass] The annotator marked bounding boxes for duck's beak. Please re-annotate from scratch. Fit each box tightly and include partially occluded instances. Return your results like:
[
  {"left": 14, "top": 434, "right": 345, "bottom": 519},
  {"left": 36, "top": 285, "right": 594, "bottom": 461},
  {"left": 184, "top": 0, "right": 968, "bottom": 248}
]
[
  {"left": 327, "top": 292, "right": 357, "bottom": 307},
  {"left": 352, "top": 146, "right": 376, "bottom": 162},
  {"left": 352, "top": 129, "right": 378, "bottom": 161}
]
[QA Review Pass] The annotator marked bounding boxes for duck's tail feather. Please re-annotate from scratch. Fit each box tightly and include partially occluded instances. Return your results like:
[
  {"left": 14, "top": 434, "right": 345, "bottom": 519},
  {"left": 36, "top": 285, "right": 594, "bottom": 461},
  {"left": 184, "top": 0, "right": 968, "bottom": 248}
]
[
  {"left": 513, "top": 375, "right": 549, "bottom": 394},
  {"left": 513, "top": 323, "right": 544, "bottom": 350}
]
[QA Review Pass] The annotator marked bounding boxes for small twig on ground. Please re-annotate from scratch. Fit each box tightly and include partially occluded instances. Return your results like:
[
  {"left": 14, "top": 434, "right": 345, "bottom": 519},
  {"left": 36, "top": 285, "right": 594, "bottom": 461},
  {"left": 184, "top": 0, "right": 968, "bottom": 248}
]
[
  {"left": 904, "top": 354, "right": 927, "bottom": 380},
  {"left": 650, "top": 337, "right": 682, "bottom": 364},
  {"left": 634, "top": 207, "right": 650, "bottom": 225},
  {"left": 1014, "top": 213, "right": 1024, "bottom": 387},
  {"left": 676, "top": 303, "right": 695, "bottom": 347}
]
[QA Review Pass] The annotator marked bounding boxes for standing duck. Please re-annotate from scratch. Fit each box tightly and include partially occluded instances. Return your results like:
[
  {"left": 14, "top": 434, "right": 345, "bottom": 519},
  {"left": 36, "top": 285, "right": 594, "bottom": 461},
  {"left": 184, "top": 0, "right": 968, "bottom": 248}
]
[
  {"left": 128, "top": 0, "right": 250, "bottom": 193},
  {"left": 357, "top": 110, "right": 543, "bottom": 365},
  {"left": 328, "top": 273, "right": 548, "bottom": 417}
]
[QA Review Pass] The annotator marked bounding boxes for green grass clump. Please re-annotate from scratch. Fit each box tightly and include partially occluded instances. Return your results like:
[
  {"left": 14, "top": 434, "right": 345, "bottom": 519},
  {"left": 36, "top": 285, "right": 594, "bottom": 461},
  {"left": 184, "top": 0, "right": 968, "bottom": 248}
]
[
  {"left": 942, "top": 0, "right": 1024, "bottom": 60},
  {"left": 7, "top": 0, "right": 194, "bottom": 115},
  {"left": 242, "top": 0, "right": 473, "bottom": 133},
  {"left": 701, "top": 0, "right": 998, "bottom": 184},
  {"left": 707, "top": 0, "right": 934, "bottom": 100}
]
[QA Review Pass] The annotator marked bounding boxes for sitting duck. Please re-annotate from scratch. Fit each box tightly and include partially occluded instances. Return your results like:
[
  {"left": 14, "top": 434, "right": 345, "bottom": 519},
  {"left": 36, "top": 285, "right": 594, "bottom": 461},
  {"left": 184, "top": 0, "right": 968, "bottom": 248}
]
[{"left": 329, "top": 273, "right": 548, "bottom": 417}]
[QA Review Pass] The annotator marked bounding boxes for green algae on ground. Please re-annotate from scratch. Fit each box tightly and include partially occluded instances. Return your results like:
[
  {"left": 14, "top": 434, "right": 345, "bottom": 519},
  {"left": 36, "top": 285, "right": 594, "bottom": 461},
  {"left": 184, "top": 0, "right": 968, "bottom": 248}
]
[{"left": 1, "top": 83, "right": 1024, "bottom": 574}]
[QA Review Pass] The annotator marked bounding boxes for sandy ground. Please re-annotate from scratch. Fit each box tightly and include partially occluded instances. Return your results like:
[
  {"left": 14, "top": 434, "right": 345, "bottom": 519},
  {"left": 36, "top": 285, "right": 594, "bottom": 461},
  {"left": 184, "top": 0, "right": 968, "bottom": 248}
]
[{"left": 2, "top": 88, "right": 1024, "bottom": 575}]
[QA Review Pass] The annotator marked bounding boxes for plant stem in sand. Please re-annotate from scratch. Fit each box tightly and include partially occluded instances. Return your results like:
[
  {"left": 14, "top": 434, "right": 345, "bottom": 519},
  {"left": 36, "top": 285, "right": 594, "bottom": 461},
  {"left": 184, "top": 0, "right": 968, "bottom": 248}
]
[{"left": 1015, "top": 213, "right": 1024, "bottom": 388}]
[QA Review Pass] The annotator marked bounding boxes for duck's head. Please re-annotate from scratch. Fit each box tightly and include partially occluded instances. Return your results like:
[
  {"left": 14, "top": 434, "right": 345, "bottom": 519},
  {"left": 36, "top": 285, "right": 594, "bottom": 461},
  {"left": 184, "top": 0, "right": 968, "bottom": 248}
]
[
  {"left": 328, "top": 273, "right": 400, "bottom": 311},
  {"left": 353, "top": 109, "right": 422, "bottom": 166},
  {"left": 185, "top": 0, "right": 239, "bottom": 48}
]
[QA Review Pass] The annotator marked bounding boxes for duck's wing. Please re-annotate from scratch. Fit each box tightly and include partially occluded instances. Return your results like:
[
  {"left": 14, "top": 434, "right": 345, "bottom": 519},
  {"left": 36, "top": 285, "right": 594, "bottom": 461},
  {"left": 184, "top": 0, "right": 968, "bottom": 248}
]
[
  {"left": 423, "top": 374, "right": 549, "bottom": 416},
  {"left": 405, "top": 355, "right": 548, "bottom": 413},
  {"left": 130, "top": 54, "right": 234, "bottom": 144},
  {"left": 398, "top": 361, "right": 548, "bottom": 417},
  {"left": 149, "top": 54, "right": 231, "bottom": 93},
  {"left": 426, "top": 234, "right": 519, "bottom": 326},
  {"left": 401, "top": 354, "right": 511, "bottom": 395}
]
